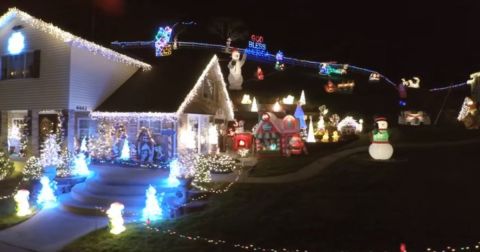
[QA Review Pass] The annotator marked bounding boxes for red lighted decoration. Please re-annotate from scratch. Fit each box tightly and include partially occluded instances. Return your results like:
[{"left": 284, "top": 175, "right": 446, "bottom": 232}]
[
  {"left": 324, "top": 80, "right": 337, "bottom": 93},
  {"left": 233, "top": 133, "right": 253, "bottom": 151},
  {"left": 256, "top": 67, "right": 264, "bottom": 80},
  {"left": 400, "top": 243, "right": 407, "bottom": 252}
]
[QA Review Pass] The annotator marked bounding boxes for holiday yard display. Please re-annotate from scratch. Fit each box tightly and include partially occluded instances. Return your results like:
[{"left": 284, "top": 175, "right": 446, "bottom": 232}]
[
  {"left": 256, "top": 67, "right": 264, "bottom": 80},
  {"left": 241, "top": 94, "right": 252, "bottom": 104},
  {"left": 37, "top": 176, "right": 57, "bottom": 208},
  {"left": 197, "top": 154, "right": 237, "bottom": 173},
  {"left": 337, "top": 116, "right": 363, "bottom": 135},
  {"left": 457, "top": 97, "right": 480, "bottom": 129},
  {"left": 293, "top": 103, "right": 307, "bottom": 130},
  {"left": 56, "top": 150, "right": 75, "bottom": 178},
  {"left": 14, "top": 190, "right": 32, "bottom": 217},
  {"left": 398, "top": 111, "right": 431, "bottom": 126},
  {"left": 40, "top": 134, "right": 61, "bottom": 167},
  {"left": 228, "top": 50, "right": 247, "bottom": 90},
  {"left": 307, "top": 116, "right": 316, "bottom": 143},
  {"left": 155, "top": 26, "right": 173, "bottom": 57},
  {"left": 22, "top": 156, "right": 43, "bottom": 181},
  {"left": 73, "top": 153, "right": 91, "bottom": 177},
  {"left": 0, "top": 151, "right": 15, "bottom": 181},
  {"left": 136, "top": 127, "right": 155, "bottom": 162},
  {"left": 251, "top": 97, "right": 258, "bottom": 112},
  {"left": 401, "top": 77, "right": 421, "bottom": 89},
  {"left": 253, "top": 113, "right": 305, "bottom": 156},
  {"left": 143, "top": 185, "right": 163, "bottom": 221},
  {"left": 272, "top": 101, "right": 282, "bottom": 112},
  {"left": 369, "top": 117, "right": 394, "bottom": 160},
  {"left": 107, "top": 202, "right": 126, "bottom": 235},
  {"left": 282, "top": 95, "right": 295, "bottom": 105}
]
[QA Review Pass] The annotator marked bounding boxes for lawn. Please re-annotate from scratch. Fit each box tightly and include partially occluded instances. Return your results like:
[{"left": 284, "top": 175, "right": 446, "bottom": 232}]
[
  {"left": 0, "top": 160, "right": 35, "bottom": 230},
  {"left": 249, "top": 125, "right": 480, "bottom": 177},
  {"left": 64, "top": 142, "right": 480, "bottom": 252}
]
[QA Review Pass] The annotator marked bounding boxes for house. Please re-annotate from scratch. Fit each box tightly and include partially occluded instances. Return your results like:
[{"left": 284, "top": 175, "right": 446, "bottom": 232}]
[
  {"left": 0, "top": 8, "right": 234, "bottom": 162},
  {"left": 94, "top": 50, "right": 234, "bottom": 162}
]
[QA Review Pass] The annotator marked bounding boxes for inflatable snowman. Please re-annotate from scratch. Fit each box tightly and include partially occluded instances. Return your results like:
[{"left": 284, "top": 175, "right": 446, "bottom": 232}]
[
  {"left": 228, "top": 49, "right": 247, "bottom": 90},
  {"left": 369, "top": 117, "right": 394, "bottom": 160}
]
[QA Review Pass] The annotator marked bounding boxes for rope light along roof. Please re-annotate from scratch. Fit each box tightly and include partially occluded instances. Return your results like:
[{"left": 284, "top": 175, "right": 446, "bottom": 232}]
[
  {"left": 0, "top": 8, "right": 151, "bottom": 71},
  {"left": 176, "top": 55, "right": 235, "bottom": 120}
]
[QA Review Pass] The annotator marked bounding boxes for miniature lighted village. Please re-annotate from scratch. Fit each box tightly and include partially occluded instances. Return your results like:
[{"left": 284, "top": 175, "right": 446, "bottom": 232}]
[{"left": 0, "top": 4, "right": 480, "bottom": 252}]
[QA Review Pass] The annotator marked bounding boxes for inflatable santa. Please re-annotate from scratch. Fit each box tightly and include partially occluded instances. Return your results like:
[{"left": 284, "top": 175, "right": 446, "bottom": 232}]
[{"left": 369, "top": 117, "right": 394, "bottom": 160}]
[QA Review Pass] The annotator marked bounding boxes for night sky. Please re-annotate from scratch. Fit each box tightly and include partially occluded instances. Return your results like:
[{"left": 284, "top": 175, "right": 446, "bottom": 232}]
[{"left": 1, "top": 0, "right": 480, "bottom": 89}]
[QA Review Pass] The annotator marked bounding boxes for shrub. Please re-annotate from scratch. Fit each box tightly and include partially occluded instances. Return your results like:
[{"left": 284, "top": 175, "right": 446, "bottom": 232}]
[
  {"left": 23, "top": 156, "right": 43, "bottom": 181},
  {"left": 0, "top": 151, "right": 15, "bottom": 180}
]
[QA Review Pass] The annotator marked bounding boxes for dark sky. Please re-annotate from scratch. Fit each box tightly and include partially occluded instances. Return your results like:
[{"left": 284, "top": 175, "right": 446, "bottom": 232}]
[{"left": 1, "top": 0, "right": 480, "bottom": 88}]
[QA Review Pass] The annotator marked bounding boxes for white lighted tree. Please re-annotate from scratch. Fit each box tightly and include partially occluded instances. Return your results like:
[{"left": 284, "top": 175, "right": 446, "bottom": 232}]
[{"left": 40, "top": 134, "right": 61, "bottom": 167}]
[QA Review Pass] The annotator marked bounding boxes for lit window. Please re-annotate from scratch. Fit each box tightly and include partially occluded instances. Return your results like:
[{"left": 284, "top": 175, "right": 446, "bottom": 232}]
[{"left": 1, "top": 50, "right": 40, "bottom": 80}]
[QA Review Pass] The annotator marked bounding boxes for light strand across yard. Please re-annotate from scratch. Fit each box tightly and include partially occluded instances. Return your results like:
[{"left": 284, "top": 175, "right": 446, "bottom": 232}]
[{"left": 145, "top": 224, "right": 308, "bottom": 252}]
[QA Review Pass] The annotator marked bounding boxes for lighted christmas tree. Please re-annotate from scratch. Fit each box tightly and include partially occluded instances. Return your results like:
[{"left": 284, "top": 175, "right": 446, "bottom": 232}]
[
  {"left": 307, "top": 116, "right": 316, "bottom": 143},
  {"left": 251, "top": 97, "right": 258, "bottom": 112},
  {"left": 22, "top": 156, "right": 43, "bottom": 181},
  {"left": 143, "top": 185, "right": 163, "bottom": 221},
  {"left": 37, "top": 176, "right": 57, "bottom": 208},
  {"left": 73, "top": 153, "right": 90, "bottom": 176},
  {"left": 90, "top": 120, "right": 113, "bottom": 160},
  {"left": 299, "top": 90, "right": 306, "bottom": 105},
  {"left": 80, "top": 137, "right": 88, "bottom": 152},
  {"left": 294, "top": 103, "right": 307, "bottom": 129},
  {"left": 40, "top": 134, "right": 61, "bottom": 167},
  {"left": 120, "top": 139, "right": 130, "bottom": 161}
]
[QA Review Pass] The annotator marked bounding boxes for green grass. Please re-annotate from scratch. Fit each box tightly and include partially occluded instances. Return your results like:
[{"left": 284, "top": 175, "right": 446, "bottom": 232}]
[
  {"left": 64, "top": 142, "right": 480, "bottom": 252},
  {"left": 249, "top": 126, "right": 480, "bottom": 177},
  {"left": 0, "top": 174, "right": 33, "bottom": 230}
]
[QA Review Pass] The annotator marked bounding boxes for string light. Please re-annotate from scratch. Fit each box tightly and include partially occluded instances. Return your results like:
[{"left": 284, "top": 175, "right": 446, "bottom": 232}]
[
  {"left": 91, "top": 112, "right": 177, "bottom": 122},
  {"left": 429, "top": 82, "right": 468, "bottom": 92},
  {"left": 22, "top": 156, "right": 43, "bottom": 181},
  {"left": 145, "top": 225, "right": 308, "bottom": 252},
  {"left": 0, "top": 8, "right": 151, "bottom": 70},
  {"left": 177, "top": 55, "right": 234, "bottom": 120}
]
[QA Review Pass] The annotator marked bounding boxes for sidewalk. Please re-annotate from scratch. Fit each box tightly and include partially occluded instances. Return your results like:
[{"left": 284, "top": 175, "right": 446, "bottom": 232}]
[{"left": 0, "top": 207, "right": 108, "bottom": 252}]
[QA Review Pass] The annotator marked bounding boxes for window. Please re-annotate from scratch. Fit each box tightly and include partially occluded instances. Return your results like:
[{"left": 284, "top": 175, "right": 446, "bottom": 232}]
[
  {"left": 1, "top": 50, "right": 40, "bottom": 80},
  {"left": 203, "top": 78, "right": 214, "bottom": 100},
  {"left": 78, "top": 118, "right": 96, "bottom": 139}
]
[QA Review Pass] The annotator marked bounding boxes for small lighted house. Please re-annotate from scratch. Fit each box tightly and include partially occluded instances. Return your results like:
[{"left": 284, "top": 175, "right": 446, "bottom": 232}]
[
  {"left": 0, "top": 8, "right": 234, "bottom": 163},
  {"left": 253, "top": 113, "right": 301, "bottom": 156}
]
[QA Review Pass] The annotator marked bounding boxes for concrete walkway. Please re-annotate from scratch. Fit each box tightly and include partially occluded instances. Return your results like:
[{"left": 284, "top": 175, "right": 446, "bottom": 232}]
[
  {"left": 213, "top": 137, "right": 480, "bottom": 184},
  {"left": 0, "top": 207, "right": 108, "bottom": 252}
]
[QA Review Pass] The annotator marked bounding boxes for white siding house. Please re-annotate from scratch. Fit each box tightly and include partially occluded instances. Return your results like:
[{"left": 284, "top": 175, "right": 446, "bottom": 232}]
[{"left": 0, "top": 8, "right": 150, "bottom": 155}]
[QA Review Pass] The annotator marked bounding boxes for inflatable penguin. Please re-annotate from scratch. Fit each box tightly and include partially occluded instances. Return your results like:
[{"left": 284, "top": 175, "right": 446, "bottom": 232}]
[{"left": 369, "top": 117, "right": 394, "bottom": 160}]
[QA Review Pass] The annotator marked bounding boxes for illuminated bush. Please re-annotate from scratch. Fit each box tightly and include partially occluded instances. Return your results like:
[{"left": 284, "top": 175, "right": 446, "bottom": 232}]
[
  {"left": 0, "top": 151, "right": 14, "bottom": 181},
  {"left": 197, "top": 154, "right": 237, "bottom": 174},
  {"left": 23, "top": 156, "right": 43, "bottom": 181},
  {"left": 56, "top": 150, "right": 75, "bottom": 178}
]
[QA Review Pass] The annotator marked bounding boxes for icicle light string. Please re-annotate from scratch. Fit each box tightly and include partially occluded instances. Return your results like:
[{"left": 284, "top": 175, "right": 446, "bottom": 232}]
[{"left": 0, "top": 8, "right": 151, "bottom": 70}]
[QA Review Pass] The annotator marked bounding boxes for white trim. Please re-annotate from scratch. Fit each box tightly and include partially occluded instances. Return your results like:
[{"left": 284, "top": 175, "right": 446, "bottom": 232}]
[
  {"left": 176, "top": 55, "right": 234, "bottom": 120},
  {"left": 0, "top": 8, "right": 151, "bottom": 71}
]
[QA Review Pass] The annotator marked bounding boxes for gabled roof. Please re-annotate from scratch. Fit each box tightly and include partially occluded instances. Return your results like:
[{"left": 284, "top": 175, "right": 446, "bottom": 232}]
[
  {"left": 0, "top": 8, "right": 151, "bottom": 71},
  {"left": 97, "top": 50, "right": 233, "bottom": 118}
]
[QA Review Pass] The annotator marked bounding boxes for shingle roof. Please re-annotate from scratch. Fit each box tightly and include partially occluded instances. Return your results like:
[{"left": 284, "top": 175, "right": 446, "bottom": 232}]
[{"left": 97, "top": 50, "right": 216, "bottom": 112}]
